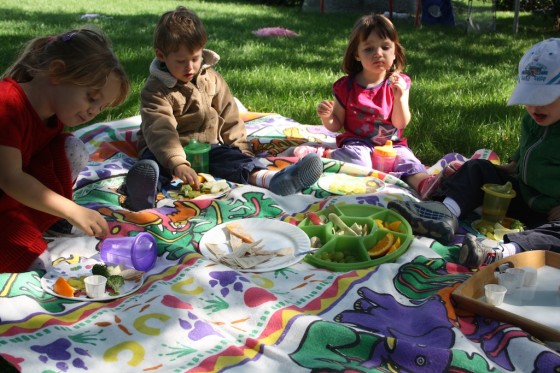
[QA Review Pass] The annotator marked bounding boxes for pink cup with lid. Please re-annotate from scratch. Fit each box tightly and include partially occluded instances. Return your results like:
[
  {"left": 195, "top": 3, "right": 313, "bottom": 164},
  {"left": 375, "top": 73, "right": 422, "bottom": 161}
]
[
  {"left": 372, "top": 140, "right": 397, "bottom": 173},
  {"left": 100, "top": 232, "right": 157, "bottom": 271}
]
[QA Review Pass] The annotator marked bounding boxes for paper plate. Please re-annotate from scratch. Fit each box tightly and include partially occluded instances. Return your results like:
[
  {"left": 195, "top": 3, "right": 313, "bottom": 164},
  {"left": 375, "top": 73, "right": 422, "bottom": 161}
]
[
  {"left": 318, "top": 173, "right": 384, "bottom": 195},
  {"left": 199, "top": 218, "right": 310, "bottom": 272},
  {"left": 471, "top": 218, "right": 524, "bottom": 241},
  {"left": 41, "top": 258, "right": 144, "bottom": 302},
  {"left": 163, "top": 177, "right": 231, "bottom": 200}
]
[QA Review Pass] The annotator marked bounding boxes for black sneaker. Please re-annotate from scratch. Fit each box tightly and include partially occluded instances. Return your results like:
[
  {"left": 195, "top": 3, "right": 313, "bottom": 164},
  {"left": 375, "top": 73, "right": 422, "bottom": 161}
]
[
  {"left": 459, "top": 233, "right": 502, "bottom": 268},
  {"left": 387, "top": 200, "right": 458, "bottom": 245},
  {"left": 45, "top": 219, "right": 76, "bottom": 237},
  {"left": 125, "top": 159, "right": 159, "bottom": 211},
  {"left": 269, "top": 153, "right": 323, "bottom": 196}
]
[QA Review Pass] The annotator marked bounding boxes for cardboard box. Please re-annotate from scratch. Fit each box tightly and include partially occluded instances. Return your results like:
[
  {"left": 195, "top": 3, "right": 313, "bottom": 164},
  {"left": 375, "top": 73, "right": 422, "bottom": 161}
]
[{"left": 452, "top": 250, "right": 560, "bottom": 342}]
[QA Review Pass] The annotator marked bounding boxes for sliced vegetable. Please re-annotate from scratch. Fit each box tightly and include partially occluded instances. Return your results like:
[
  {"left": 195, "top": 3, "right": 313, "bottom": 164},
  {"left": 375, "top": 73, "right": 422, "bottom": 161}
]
[
  {"left": 307, "top": 212, "right": 324, "bottom": 225},
  {"left": 328, "top": 213, "right": 357, "bottom": 236}
]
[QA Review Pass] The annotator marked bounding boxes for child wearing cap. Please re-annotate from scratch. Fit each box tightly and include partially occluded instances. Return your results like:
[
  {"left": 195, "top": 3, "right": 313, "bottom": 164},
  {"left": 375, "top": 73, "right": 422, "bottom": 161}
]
[{"left": 387, "top": 38, "right": 560, "bottom": 267}]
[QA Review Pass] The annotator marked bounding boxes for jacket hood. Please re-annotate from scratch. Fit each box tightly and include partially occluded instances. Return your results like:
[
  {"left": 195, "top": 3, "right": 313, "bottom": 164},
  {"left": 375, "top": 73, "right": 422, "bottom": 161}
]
[{"left": 149, "top": 49, "right": 221, "bottom": 88}]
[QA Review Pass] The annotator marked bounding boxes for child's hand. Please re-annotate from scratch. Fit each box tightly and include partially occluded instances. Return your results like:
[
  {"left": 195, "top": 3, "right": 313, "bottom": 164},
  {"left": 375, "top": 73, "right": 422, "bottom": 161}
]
[
  {"left": 174, "top": 163, "right": 201, "bottom": 190},
  {"left": 317, "top": 100, "right": 334, "bottom": 119},
  {"left": 389, "top": 73, "right": 407, "bottom": 99},
  {"left": 68, "top": 207, "right": 109, "bottom": 237}
]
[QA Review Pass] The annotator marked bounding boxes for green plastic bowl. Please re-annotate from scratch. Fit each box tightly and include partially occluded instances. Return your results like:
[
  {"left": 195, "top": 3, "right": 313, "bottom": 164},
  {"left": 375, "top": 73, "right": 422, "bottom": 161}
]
[{"left": 300, "top": 203, "right": 413, "bottom": 272}]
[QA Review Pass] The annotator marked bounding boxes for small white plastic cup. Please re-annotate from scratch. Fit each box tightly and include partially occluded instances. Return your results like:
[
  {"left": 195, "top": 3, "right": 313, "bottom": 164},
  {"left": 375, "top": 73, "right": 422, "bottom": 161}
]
[
  {"left": 84, "top": 275, "right": 107, "bottom": 298},
  {"left": 522, "top": 266, "right": 538, "bottom": 287},
  {"left": 497, "top": 272, "right": 517, "bottom": 292},
  {"left": 521, "top": 285, "right": 536, "bottom": 301},
  {"left": 485, "top": 284, "right": 507, "bottom": 306},
  {"left": 505, "top": 268, "right": 525, "bottom": 289}
]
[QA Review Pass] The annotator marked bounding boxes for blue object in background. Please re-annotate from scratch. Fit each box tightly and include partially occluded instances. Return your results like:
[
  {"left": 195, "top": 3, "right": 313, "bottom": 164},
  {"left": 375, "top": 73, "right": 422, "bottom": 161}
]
[{"left": 421, "top": 0, "right": 455, "bottom": 25}]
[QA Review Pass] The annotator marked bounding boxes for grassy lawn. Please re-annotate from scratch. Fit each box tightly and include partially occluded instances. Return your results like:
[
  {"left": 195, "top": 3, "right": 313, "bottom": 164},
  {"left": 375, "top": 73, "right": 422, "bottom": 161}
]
[{"left": 1, "top": 0, "right": 556, "bottom": 164}]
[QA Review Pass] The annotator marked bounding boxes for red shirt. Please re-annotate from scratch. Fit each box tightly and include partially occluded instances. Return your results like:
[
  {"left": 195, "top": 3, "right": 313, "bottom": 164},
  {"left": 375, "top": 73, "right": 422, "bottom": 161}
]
[
  {"left": 0, "top": 78, "right": 64, "bottom": 166},
  {"left": 0, "top": 78, "right": 72, "bottom": 272}
]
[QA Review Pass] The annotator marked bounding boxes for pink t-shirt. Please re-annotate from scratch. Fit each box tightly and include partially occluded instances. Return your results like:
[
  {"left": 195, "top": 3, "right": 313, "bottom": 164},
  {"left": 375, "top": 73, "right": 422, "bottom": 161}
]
[{"left": 333, "top": 73, "right": 411, "bottom": 147}]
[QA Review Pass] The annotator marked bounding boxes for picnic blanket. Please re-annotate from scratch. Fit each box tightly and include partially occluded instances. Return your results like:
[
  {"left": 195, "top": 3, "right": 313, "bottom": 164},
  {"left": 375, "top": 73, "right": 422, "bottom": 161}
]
[{"left": 1, "top": 112, "right": 559, "bottom": 373}]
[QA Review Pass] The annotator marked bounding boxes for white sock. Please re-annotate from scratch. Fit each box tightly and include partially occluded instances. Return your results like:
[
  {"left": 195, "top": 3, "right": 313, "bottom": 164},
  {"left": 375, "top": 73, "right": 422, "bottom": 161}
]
[
  {"left": 442, "top": 197, "right": 461, "bottom": 217},
  {"left": 499, "top": 242, "right": 520, "bottom": 257},
  {"left": 253, "top": 170, "right": 276, "bottom": 189}
]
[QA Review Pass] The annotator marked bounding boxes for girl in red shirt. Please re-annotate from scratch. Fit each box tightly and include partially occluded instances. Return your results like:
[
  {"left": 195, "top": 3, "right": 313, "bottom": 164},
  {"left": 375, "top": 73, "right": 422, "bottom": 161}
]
[{"left": 0, "top": 27, "right": 130, "bottom": 272}]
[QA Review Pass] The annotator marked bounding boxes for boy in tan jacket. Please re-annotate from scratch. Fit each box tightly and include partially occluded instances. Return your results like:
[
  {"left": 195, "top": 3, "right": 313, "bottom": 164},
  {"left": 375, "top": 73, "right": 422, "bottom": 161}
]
[{"left": 125, "top": 6, "right": 323, "bottom": 211}]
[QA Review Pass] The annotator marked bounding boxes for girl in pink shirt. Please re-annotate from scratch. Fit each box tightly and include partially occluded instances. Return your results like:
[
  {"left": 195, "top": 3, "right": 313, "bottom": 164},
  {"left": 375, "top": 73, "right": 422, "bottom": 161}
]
[{"left": 296, "top": 14, "right": 453, "bottom": 199}]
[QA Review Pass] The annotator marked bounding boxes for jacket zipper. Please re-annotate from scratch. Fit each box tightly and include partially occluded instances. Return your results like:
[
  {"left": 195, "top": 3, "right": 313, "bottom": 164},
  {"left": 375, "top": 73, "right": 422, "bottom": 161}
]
[{"left": 520, "top": 126, "right": 547, "bottom": 183}]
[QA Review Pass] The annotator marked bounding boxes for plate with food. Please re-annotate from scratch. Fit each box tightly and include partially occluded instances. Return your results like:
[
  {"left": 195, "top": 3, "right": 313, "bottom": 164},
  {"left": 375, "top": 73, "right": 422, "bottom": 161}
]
[
  {"left": 199, "top": 218, "right": 311, "bottom": 272},
  {"left": 318, "top": 173, "right": 384, "bottom": 195},
  {"left": 163, "top": 173, "right": 231, "bottom": 200},
  {"left": 471, "top": 218, "right": 525, "bottom": 241},
  {"left": 41, "top": 258, "right": 145, "bottom": 302}
]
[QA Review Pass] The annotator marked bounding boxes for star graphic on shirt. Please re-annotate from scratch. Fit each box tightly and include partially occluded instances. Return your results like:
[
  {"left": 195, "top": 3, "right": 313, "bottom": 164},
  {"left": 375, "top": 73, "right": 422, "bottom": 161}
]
[
  {"left": 356, "top": 123, "right": 374, "bottom": 136},
  {"left": 371, "top": 122, "right": 396, "bottom": 145}
]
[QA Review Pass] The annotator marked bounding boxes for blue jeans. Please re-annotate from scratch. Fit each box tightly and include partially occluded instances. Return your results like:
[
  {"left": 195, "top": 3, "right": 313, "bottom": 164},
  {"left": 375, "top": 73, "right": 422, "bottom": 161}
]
[
  {"left": 440, "top": 159, "right": 547, "bottom": 228},
  {"left": 140, "top": 145, "right": 266, "bottom": 189}
]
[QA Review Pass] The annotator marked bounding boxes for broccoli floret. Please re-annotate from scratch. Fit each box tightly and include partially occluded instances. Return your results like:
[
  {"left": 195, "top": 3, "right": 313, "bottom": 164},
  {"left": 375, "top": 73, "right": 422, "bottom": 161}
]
[
  {"left": 106, "top": 275, "right": 125, "bottom": 295},
  {"left": 91, "top": 264, "right": 110, "bottom": 278}
]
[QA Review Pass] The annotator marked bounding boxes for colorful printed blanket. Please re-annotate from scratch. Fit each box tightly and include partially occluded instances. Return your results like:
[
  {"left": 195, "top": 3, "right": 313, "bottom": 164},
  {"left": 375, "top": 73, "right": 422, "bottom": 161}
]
[{"left": 1, "top": 113, "right": 559, "bottom": 373}]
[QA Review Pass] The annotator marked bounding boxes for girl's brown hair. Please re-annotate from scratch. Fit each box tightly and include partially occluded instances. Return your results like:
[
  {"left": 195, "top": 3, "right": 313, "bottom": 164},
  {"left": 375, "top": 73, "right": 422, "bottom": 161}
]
[
  {"left": 153, "top": 6, "right": 207, "bottom": 55},
  {"left": 2, "top": 26, "right": 130, "bottom": 107},
  {"left": 342, "top": 14, "right": 406, "bottom": 77}
]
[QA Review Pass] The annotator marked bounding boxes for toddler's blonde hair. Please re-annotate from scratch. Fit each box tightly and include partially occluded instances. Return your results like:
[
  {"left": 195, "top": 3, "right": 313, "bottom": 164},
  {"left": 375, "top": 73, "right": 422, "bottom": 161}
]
[{"left": 2, "top": 26, "right": 130, "bottom": 107}]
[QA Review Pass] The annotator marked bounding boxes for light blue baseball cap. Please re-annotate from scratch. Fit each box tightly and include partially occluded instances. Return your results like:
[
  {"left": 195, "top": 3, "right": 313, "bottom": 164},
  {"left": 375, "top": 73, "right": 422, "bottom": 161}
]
[{"left": 508, "top": 38, "right": 560, "bottom": 106}]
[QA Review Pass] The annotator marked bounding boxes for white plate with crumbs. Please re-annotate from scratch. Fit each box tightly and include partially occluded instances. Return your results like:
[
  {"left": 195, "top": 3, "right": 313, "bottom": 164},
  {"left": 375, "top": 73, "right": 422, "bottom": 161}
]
[{"left": 199, "top": 218, "right": 310, "bottom": 272}]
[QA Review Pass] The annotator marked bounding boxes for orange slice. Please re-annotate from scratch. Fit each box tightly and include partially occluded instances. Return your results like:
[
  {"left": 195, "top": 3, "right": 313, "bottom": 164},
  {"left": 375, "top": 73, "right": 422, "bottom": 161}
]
[
  {"left": 53, "top": 277, "right": 75, "bottom": 297},
  {"left": 374, "top": 219, "right": 385, "bottom": 229},
  {"left": 387, "top": 221, "right": 402, "bottom": 232},
  {"left": 368, "top": 232, "right": 394, "bottom": 258},
  {"left": 387, "top": 236, "right": 401, "bottom": 254}
]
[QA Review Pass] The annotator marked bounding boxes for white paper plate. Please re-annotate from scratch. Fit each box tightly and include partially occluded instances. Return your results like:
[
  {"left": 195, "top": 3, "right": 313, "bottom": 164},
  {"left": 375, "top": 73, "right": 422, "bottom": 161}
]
[
  {"left": 163, "top": 177, "right": 231, "bottom": 200},
  {"left": 199, "top": 218, "right": 310, "bottom": 272},
  {"left": 41, "top": 258, "right": 144, "bottom": 302},
  {"left": 318, "top": 173, "right": 385, "bottom": 195}
]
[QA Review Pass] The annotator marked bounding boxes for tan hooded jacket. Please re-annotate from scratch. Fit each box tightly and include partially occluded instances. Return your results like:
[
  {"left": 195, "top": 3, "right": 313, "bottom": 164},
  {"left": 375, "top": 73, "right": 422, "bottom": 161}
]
[{"left": 136, "top": 49, "right": 253, "bottom": 172}]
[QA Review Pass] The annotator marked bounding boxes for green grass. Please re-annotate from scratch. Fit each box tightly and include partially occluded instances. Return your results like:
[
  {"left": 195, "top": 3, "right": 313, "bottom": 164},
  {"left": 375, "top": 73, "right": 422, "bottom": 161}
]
[{"left": 0, "top": 0, "right": 557, "bottom": 164}]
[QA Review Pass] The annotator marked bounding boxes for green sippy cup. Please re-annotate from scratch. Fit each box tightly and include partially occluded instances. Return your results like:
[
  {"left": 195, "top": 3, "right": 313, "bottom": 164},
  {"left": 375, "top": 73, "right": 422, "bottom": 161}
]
[{"left": 183, "top": 140, "right": 211, "bottom": 174}]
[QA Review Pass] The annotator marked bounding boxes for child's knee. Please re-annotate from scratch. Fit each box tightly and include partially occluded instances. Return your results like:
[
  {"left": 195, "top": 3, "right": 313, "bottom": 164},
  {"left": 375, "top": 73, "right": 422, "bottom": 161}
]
[{"left": 64, "top": 135, "right": 88, "bottom": 181}]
